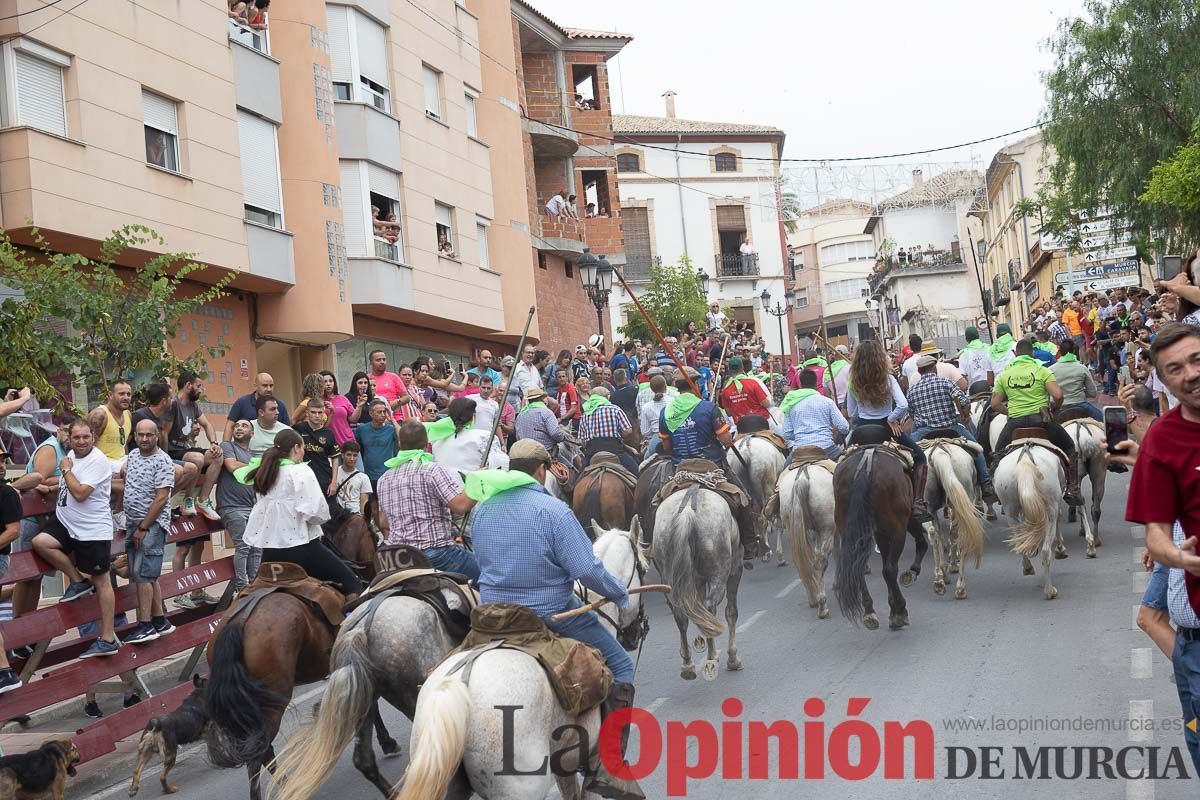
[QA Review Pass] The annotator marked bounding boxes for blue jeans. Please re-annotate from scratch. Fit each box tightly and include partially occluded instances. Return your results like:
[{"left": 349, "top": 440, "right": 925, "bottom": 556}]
[
  {"left": 643, "top": 436, "right": 660, "bottom": 459},
  {"left": 1063, "top": 402, "right": 1103, "bottom": 422},
  {"left": 851, "top": 418, "right": 926, "bottom": 466},
  {"left": 425, "top": 544, "right": 480, "bottom": 582},
  {"left": 1141, "top": 563, "right": 1169, "bottom": 610},
  {"left": 911, "top": 423, "right": 990, "bottom": 483},
  {"left": 544, "top": 606, "right": 634, "bottom": 684},
  {"left": 1172, "top": 632, "right": 1200, "bottom": 778}
]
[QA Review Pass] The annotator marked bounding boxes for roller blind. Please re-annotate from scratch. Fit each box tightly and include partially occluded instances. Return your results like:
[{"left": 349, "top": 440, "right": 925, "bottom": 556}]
[
  {"left": 354, "top": 13, "right": 388, "bottom": 87},
  {"left": 325, "top": 6, "right": 352, "bottom": 84},
  {"left": 422, "top": 66, "right": 440, "bottom": 116},
  {"left": 477, "top": 223, "right": 489, "bottom": 269},
  {"left": 715, "top": 205, "right": 746, "bottom": 231},
  {"left": 142, "top": 90, "right": 178, "bottom": 135},
  {"left": 237, "top": 111, "right": 281, "bottom": 216},
  {"left": 366, "top": 163, "right": 398, "bottom": 201},
  {"left": 13, "top": 52, "right": 65, "bottom": 136},
  {"left": 465, "top": 93, "right": 477, "bottom": 137},
  {"left": 434, "top": 203, "right": 452, "bottom": 228},
  {"left": 339, "top": 161, "right": 368, "bottom": 257}
]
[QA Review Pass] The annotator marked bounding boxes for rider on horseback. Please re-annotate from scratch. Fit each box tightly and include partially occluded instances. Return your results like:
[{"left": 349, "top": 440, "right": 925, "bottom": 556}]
[
  {"left": 578, "top": 387, "right": 641, "bottom": 476},
  {"left": 990, "top": 339, "right": 1084, "bottom": 506},
  {"left": 658, "top": 367, "right": 762, "bottom": 561},
  {"left": 469, "top": 439, "right": 643, "bottom": 800}
]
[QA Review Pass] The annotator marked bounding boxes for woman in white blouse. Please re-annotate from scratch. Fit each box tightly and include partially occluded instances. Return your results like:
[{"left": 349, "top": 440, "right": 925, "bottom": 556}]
[{"left": 241, "top": 429, "right": 362, "bottom": 599}]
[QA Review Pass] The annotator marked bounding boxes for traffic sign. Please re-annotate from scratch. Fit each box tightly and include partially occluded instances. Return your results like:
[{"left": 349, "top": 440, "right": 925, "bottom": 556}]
[
  {"left": 1082, "top": 245, "right": 1136, "bottom": 263},
  {"left": 1079, "top": 230, "right": 1133, "bottom": 250},
  {"left": 1054, "top": 259, "right": 1139, "bottom": 285},
  {"left": 976, "top": 316, "right": 988, "bottom": 329}
]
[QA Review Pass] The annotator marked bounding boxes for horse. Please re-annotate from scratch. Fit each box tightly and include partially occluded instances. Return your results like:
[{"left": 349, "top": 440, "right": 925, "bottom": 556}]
[
  {"left": 993, "top": 439, "right": 1064, "bottom": 600},
  {"left": 268, "top": 559, "right": 470, "bottom": 800},
  {"left": 387, "top": 519, "right": 648, "bottom": 800},
  {"left": 326, "top": 513, "right": 380, "bottom": 583},
  {"left": 730, "top": 432, "right": 786, "bottom": 565},
  {"left": 652, "top": 486, "right": 743, "bottom": 680},
  {"left": 632, "top": 453, "right": 674, "bottom": 556},
  {"left": 969, "top": 392, "right": 1003, "bottom": 521},
  {"left": 832, "top": 431, "right": 929, "bottom": 631},
  {"left": 920, "top": 440, "right": 986, "bottom": 600},
  {"left": 571, "top": 463, "right": 634, "bottom": 538},
  {"left": 1062, "top": 417, "right": 1105, "bottom": 558},
  {"left": 583, "top": 520, "right": 649, "bottom": 652},
  {"left": 776, "top": 461, "right": 835, "bottom": 619}
]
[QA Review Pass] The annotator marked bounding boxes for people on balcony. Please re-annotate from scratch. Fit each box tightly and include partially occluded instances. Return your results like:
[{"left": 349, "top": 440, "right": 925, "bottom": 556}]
[
  {"left": 544, "top": 190, "right": 567, "bottom": 218},
  {"left": 229, "top": 0, "right": 269, "bottom": 30},
  {"left": 438, "top": 230, "right": 455, "bottom": 258}
]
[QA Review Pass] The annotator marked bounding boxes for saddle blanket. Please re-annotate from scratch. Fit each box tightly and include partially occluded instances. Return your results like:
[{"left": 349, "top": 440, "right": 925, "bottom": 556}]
[
  {"left": 786, "top": 445, "right": 836, "bottom": 474},
  {"left": 735, "top": 429, "right": 789, "bottom": 456},
  {"left": 226, "top": 562, "right": 347, "bottom": 628},
  {"left": 578, "top": 451, "right": 638, "bottom": 491},
  {"left": 917, "top": 437, "right": 984, "bottom": 456},
  {"left": 343, "top": 567, "right": 479, "bottom": 640},
  {"left": 840, "top": 440, "right": 914, "bottom": 471},
  {"left": 654, "top": 458, "right": 749, "bottom": 512}
]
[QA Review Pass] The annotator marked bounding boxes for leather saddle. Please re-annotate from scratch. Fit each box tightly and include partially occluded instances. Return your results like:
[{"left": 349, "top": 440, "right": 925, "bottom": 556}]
[
  {"left": 225, "top": 562, "right": 348, "bottom": 629},
  {"left": 1003, "top": 429, "right": 1070, "bottom": 474},
  {"left": 1055, "top": 406, "right": 1094, "bottom": 424},
  {"left": 923, "top": 427, "right": 963, "bottom": 440},
  {"left": 846, "top": 424, "right": 891, "bottom": 447}
]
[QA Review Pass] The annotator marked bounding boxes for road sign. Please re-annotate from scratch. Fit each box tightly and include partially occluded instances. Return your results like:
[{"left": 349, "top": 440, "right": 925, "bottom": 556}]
[
  {"left": 1080, "top": 230, "right": 1133, "bottom": 250},
  {"left": 1072, "top": 275, "right": 1138, "bottom": 293},
  {"left": 976, "top": 316, "right": 988, "bottom": 329},
  {"left": 1054, "top": 259, "right": 1139, "bottom": 285},
  {"left": 1082, "top": 245, "right": 1137, "bottom": 263}
]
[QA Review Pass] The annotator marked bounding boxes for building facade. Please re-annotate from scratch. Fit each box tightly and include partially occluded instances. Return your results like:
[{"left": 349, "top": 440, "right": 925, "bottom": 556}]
[
  {"left": 787, "top": 200, "right": 876, "bottom": 347},
  {"left": 611, "top": 99, "right": 792, "bottom": 358}
]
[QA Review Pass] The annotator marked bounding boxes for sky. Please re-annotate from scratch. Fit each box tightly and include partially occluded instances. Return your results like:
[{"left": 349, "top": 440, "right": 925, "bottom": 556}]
[{"left": 529, "top": 0, "right": 1089, "bottom": 196}]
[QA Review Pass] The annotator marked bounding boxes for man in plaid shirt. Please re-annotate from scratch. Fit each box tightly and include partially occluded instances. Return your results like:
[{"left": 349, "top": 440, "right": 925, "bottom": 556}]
[
  {"left": 376, "top": 420, "right": 478, "bottom": 580},
  {"left": 1048, "top": 312, "right": 1071, "bottom": 345},
  {"left": 907, "top": 355, "right": 997, "bottom": 503},
  {"left": 577, "top": 386, "right": 640, "bottom": 475}
]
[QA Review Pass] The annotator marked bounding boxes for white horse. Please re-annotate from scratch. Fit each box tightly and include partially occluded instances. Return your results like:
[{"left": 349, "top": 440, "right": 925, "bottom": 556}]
[
  {"left": 653, "top": 486, "right": 743, "bottom": 681},
  {"left": 993, "top": 441, "right": 1064, "bottom": 600},
  {"left": 390, "top": 521, "right": 645, "bottom": 800},
  {"left": 582, "top": 520, "right": 649, "bottom": 651},
  {"left": 731, "top": 434, "right": 786, "bottom": 565},
  {"left": 920, "top": 440, "right": 986, "bottom": 600},
  {"left": 969, "top": 398, "right": 1005, "bottom": 520},
  {"left": 776, "top": 462, "right": 835, "bottom": 618},
  {"left": 1063, "top": 418, "right": 1105, "bottom": 558}
]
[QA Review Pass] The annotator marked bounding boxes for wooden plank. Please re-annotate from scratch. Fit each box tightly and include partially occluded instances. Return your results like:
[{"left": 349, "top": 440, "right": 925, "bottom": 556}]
[
  {"left": 34, "top": 604, "right": 216, "bottom": 672},
  {"left": 73, "top": 680, "right": 199, "bottom": 763},
  {"left": 0, "top": 664, "right": 88, "bottom": 720}
]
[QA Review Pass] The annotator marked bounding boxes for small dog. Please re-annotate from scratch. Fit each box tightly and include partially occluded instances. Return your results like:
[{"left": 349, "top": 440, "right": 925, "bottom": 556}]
[
  {"left": 129, "top": 675, "right": 209, "bottom": 796},
  {"left": 0, "top": 739, "right": 80, "bottom": 800}
]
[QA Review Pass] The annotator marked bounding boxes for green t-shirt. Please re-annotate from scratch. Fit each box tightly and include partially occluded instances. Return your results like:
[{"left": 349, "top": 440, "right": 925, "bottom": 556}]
[{"left": 995, "top": 355, "right": 1055, "bottom": 418}]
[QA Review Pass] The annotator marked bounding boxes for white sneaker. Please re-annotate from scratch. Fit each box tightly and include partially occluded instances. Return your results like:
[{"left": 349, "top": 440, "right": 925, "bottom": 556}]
[
  {"left": 196, "top": 498, "right": 220, "bottom": 521},
  {"left": 181, "top": 496, "right": 197, "bottom": 516}
]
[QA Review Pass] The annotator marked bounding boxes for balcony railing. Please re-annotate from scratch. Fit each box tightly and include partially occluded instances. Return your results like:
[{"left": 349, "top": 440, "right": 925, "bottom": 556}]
[
  {"left": 621, "top": 255, "right": 661, "bottom": 282},
  {"left": 229, "top": 19, "right": 269, "bottom": 54},
  {"left": 715, "top": 252, "right": 759, "bottom": 277},
  {"left": 868, "top": 247, "right": 964, "bottom": 295},
  {"left": 541, "top": 216, "right": 586, "bottom": 242},
  {"left": 374, "top": 237, "right": 399, "bottom": 262}
]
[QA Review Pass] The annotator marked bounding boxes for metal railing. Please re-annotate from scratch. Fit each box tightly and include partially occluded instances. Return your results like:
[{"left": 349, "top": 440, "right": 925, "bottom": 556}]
[
  {"left": 715, "top": 252, "right": 759, "bottom": 277},
  {"left": 621, "top": 255, "right": 660, "bottom": 281},
  {"left": 374, "top": 237, "right": 399, "bottom": 262},
  {"left": 229, "top": 18, "right": 269, "bottom": 54}
]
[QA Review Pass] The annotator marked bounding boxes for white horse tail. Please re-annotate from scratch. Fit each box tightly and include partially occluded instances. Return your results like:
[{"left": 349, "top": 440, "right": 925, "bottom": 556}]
[
  {"left": 1007, "top": 459, "right": 1049, "bottom": 558},
  {"left": 929, "top": 449, "right": 985, "bottom": 570},
  {"left": 394, "top": 675, "right": 471, "bottom": 800},
  {"left": 662, "top": 490, "right": 726, "bottom": 638},
  {"left": 787, "top": 470, "right": 818, "bottom": 596},
  {"left": 270, "top": 625, "right": 375, "bottom": 800}
]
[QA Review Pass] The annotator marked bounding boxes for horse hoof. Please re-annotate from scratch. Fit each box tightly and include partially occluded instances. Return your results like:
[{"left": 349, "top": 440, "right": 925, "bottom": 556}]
[
  {"left": 381, "top": 739, "right": 402, "bottom": 757},
  {"left": 1086, "top": 547, "right": 1097, "bottom": 559},
  {"left": 777, "top": 560, "right": 787, "bottom": 567},
  {"left": 954, "top": 587, "right": 967, "bottom": 600},
  {"left": 1095, "top": 538, "right": 1103, "bottom": 547},
  {"left": 818, "top": 606, "right": 830, "bottom": 620},
  {"left": 949, "top": 564, "right": 960, "bottom": 575},
  {"left": 692, "top": 635, "right": 706, "bottom": 653},
  {"left": 987, "top": 510, "right": 998, "bottom": 521},
  {"left": 1022, "top": 564, "right": 1035, "bottom": 576},
  {"left": 760, "top": 552, "right": 770, "bottom": 563},
  {"left": 1054, "top": 549, "right": 1069, "bottom": 560},
  {"left": 1045, "top": 587, "right": 1059, "bottom": 600},
  {"left": 933, "top": 579, "right": 945, "bottom": 596},
  {"left": 864, "top": 614, "right": 879, "bottom": 630},
  {"left": 681, "top": 666, "right": 696, "bottom": 680},
  {"left": 900, "top": 570, "right": 914, "bottom": 587},
  {"left": 728, "top": 656, "right": 743, "bottom": 671},
  {"left": 702, "top": 660, "right": 719, "bottom": 681}
]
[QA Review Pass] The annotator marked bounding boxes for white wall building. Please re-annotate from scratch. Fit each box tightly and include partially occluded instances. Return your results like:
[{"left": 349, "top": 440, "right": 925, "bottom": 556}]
[
  {"left": 610, "top": 96, "right": 792, "bottom": 358},
  {"left": 787, "top": 201, "right": 878, "bottom": 344}
]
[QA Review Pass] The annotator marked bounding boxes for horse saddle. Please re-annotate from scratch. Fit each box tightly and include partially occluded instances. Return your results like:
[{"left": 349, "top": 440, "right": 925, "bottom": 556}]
[
  {"left": 578, "top": 451, "right": 637, "bottom": 492},
  {"left": 846, "top": 424, "right": 892, "bottom": 447},
  {"left": 446, "top": 602, "right": 613, "bottom": 718},
  {"left": 735, "top": 414, "right": 771, "bottom": 434},
  {"left": 839, "top": 440, "right": 914, "bottom": 472},
  {"left": 225, "top": 562, "right": 347, "bottom": 629},
  {"left": 735, "top": 428, "right": 789, "bottom": 456},
  {"left": 967, "top": 380, "right": 992, "bottom": 398},
  {"left": 786, "top": 446, "right": 836, "bottom": 474},
  {"left": 1000, "top": 433, "right": 1071, "bottom": 475},
  {"left": 654, "top": 458, "right": 749, "bottom": 516},
  {"left": 344, "top": 565, "right": 479, "bottom": 641},
  {"left": 1055, "top": 406, "right": 1095, "bottom": 424},
  {"left": 916, "top": 433, "right": 984, "bottom": 457}
]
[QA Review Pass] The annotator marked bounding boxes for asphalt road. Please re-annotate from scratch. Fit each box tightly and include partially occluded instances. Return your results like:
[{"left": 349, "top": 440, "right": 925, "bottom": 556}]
[{"left": 85, "top": 470, "right": 1196, "bottom": 799}]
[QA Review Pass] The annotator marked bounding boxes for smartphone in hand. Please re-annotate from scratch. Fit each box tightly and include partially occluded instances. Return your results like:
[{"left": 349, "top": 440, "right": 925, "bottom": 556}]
[{"left": 1104, "top": 405, "right": 1129, "bottom": 455}]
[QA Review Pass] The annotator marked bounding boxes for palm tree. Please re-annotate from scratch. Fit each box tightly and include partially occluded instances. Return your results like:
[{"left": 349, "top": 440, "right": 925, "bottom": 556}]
[{"left": 780, "top": 191, "right": 802, "bottom": 234}]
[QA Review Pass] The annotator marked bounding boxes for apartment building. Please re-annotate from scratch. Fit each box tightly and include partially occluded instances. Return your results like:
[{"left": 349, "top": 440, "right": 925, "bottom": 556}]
[
  {"left": 612, "top": 98, "right": 792, "bottom": 359},
  {"left": 787, "top": 200, "right": 876, "bottom": 347}
]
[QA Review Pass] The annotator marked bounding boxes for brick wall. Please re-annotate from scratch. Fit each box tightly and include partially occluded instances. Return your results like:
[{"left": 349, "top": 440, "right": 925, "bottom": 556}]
[
  {"left": 534, "top": 252, "right": 601, "bottom": 351},
  {"left": 521, "top": 52, "right": 563, "bottom": 125}
]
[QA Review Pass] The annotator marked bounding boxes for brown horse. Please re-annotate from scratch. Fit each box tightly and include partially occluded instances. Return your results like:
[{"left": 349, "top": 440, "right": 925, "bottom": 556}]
[
  {"left": 328, "top": 513, "right": 379, "bottom": 583},
  {"left": 572, "top": 467, "right": 635, "bottom": 538},
  {"left": 633, "top": 454, "right": 674, "bottom": 553},
  {"left": 833, "top": 431, "right": 929, "bottom": 631}
]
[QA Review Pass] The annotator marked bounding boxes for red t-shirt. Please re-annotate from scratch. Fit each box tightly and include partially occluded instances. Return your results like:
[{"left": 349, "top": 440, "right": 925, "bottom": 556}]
[
  {"left": 719, "top": 375, "right": 768, "bottom": 423},
  {"left": 558, "top": 382, "right": 580, "bottom": 420},
  {"left": 1126, "top": 406, "right": 1200, "bottom": 614}
]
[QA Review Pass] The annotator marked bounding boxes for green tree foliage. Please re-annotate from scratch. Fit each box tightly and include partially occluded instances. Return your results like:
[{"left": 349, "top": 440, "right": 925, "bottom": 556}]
[
  {"left": 618, "top": 256, "right": 710, "bottom": 342},
  {"left": 780, "top": 191, "right": 802, "bottom": 235},
  {"left": 1140, "top": 119, "right": 1200, "bottom": 213},
  {"left": 1039, "top": 0, "right": 1200, "bottom": 252},
  {"left": 0, "top": 225, "right": 234, "bottom": 412}
]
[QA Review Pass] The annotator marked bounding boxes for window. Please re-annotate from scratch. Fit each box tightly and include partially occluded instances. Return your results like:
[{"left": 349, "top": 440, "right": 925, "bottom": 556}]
[
  {"left": 142, "top": 90, "right": 180, "bottom": 172},
  {"left": 581, "top": 170, "right": 610, "bottom": 217},
  {"left": 464, "top": 89, "right": 478, "bottom": 138},
  {"left": 237, "top": 110, "right": 282, "bottom": 228},
  {"left": 823, "top": 278, "right": 870, "bottom": 302},
  {"left": 616, "top": 153, "right": 640, "bottom": 173},
  {"left": 340, "top": 160, "right": 402, "bottom": 261},
  {"left": 435, "top": 203, "right": 455, "bottom": 257},
  {"left": 819, "top": 239, "right": 874, "bottom": 264},
  {"left": 327, "top": 6, "right": 390, "bottom": 112},
  {"left": 3, "top": 41, "right": 68, "bottom": 136},
  {"left": 571, "top": 64, "right": 599, "bottom": 110},
  {"left": 422, "top": 65, "right": 442, "bottom": 118},
  {"left": 476, "top": 218, "right": 490, "bottom": 270},
  {"left": 793, "top": 287, "right": 809, "bottom": 308},
  {"left": 714, "top": 152, "right": 737, "bottom": 172}
]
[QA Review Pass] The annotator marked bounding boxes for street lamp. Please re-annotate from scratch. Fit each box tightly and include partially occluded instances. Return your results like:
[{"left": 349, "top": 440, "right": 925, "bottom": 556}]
[
  {"left": 578, "top": 248, "right": 613, "bottom": 338},
  {"left": 696, "top": 267, "right": 710, "bottom": 296},
  {"left": 761, "top": 287, "right": 793, "bottom": 359}
]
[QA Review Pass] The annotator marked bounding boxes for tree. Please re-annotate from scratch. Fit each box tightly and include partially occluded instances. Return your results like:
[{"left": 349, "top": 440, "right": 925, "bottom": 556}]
[
  {"left": 1140, "top": 119, "right": 1200, "bottom": 214},
  {"left": 0, "top": 225, "right": 234, "bottom": 412},
  {"left": 1039, "top": 0, "right": 1200, "bottom": 253},
  {"left": 780, "top": 191, "right": 802, "bottom": 235},
  {"left": 618, "top": 256, "right": 710, "bottom": 343}
]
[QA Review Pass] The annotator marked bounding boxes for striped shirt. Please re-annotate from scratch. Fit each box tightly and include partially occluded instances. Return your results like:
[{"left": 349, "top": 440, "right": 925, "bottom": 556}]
[
  {"left": 906, "top": 375, "right": 968, "bottom": 429},
  {"left": 578, "top": 404, "right": 631, "bottom": 442},
  {"left": 1168, "top": 521, "right": 1200, "bottom": 629},
  {"left": 514, "top": 406, "right": 566, "bottom": 452}
]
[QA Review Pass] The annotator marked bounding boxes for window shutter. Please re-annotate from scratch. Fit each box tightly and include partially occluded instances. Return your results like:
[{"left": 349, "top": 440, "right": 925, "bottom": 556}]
[
  {"left": 422, "top": 67, "right": 440, "bottom": 115},
  {"left": 237, "top": 111, "right": 281, "bottom": 216},
  {"left": 142, "top": 90, "right": 178, "bottom": 135},
  {"left": 623, "top": 207, "right": 651, "bottom": 262},
  {"left": 354, "top": 13, "right": 388, "bottom": 87},
  {"left": 326, "top": 6, "right": 352, "bottom": 84},
  {"left": 435, "top": 203, "right": 452, "bottom": 228},
  {"left": 14, "top": 52, "right": 65, "bottom": 136},
  {"left": 477, "top": 223, "right": 489, "bottom": 269},
  {"left": 366, "top": 163, "right": 398, "bottom": 201},
  {"left": 465, "top": 93, "right": 477, "bottom": 137},
  {"left": 339, "top": 161, "right": 368, "bottom": 257},
  {"left": 715, "top": 205, "right": 746, "bottom": 231}
]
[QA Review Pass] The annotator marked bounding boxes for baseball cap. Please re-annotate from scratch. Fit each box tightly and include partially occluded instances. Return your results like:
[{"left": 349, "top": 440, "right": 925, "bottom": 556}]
[{"left": 835, "top": 344, "right": 849, "bottom": 355}]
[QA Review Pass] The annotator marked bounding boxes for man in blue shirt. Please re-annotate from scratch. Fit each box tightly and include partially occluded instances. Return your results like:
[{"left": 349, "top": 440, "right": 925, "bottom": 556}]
[{"left": 469, "top": 439, "right": 642, "bottom": 800}]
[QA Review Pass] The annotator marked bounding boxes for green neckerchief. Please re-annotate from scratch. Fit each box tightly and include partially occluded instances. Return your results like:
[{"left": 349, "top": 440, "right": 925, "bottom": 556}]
[
  {"left": 1057, "top": 353, "right": 1080, "bottom": 364},
  {"left": 582, "top": 395, "right": 610, "bottom": 415},
  {"left": 465, "top": 469, "right": 539, "bottom": 502},
  {"left": 638, "top": 381, "right": 649, "bottom": 392},
  {"left": 384, "top": 449, "right": 432, "bottom": 469},
  {"left": 962, "top": 339, "right": 985, "bottom": 351},
  {"left": 780, "top": 388, "right": 819, "bottom": 414},
  {"left": 663, "top": 393, "right": 702, "bottom": 432},
  {"left": 829, "top": 359, "right": 849, "bottom": 378},
  {"left": 803, "top": 356, "right": 828, "bottom": 368},
  {"left": 424, "top": 416, "right": 457, "bottom": 443},
  {"left": 1007, "top": 355, "right": 1041, "bottom": 369},
  {"left": 988, "top": 334, "right": 1014, "bottom": 361},
  {"left": 724, "top": 373, "right": 747, "bottom": 393},
  {"left": 1033, "top": 341, "right": 1055, "bottom": 354},
  {"left": 521, "top": 401, "right": 547, "bottom": 414},
  {"left": 234, "top": 458, "right": 298, "bottom": 485}
]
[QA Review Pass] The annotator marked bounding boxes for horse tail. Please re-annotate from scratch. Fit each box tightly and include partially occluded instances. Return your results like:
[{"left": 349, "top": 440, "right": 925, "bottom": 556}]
[
  {"left": 930, "top": 448, "right": 985, "bottom": 570},
  {"left": 834, "top": 453, "right": 875, "bottom": 624},
  {"left": 575, "top": 477, "right": 605, "bottom": 539},
  {"left": 787, "top": 470, "right": 818, "bottom": 598},
  {"left": 732, "top": 440, "right": 760, "bottom": 511},
  {"left": 1007, "top": 458, "right": 1049, "bottom": 558},
  {"left": 393, "top": 675, "right": 471, "bottom": 800},
  {"left": 204, "top": 622, "right": 281, "bottom": 768},
  {"left": 269, "top": 624, "right": 375, "bottom": 800},
  {"left": 662, "top": 489, "right": 725, "bottom": 638}
]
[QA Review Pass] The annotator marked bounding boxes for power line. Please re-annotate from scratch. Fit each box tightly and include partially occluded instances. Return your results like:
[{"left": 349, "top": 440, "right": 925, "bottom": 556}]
[
  {"left": 0, "top": 0, "right": 69, "bottom": 22},
  {"left": 1, "top": 0, "right": 91, "bottom": 40}
]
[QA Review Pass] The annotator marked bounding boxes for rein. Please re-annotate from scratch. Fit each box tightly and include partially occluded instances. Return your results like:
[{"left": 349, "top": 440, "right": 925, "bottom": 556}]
[{"left": 575, "top": 535, "right": 649, "bottom": 652}]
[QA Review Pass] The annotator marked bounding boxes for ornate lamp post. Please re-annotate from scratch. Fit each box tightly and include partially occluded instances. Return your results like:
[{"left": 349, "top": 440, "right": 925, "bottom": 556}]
[
  {"left": 578, "top": 248, "right": 613, "bottom": 338},
  {"left": 696, "top": 267, "right": 710, "bottom": 296},
  {"left": 761, "top": 287, "right": 793, "bottom": 359}
]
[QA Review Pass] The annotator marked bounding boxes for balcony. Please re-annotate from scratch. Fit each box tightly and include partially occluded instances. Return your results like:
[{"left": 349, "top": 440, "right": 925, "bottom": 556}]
[
  {"left": 535, "top": 216, "right": 586, "bottom": 259},
  {"left": 715, "top": 252, "right": 759, "bottom": 278},
  {"left": 373, "top": 236, "right": 399, "bottom": 262},
  {"left": 621, "top": 255, "right": 661, "bottom": 282},
  {"left": 229, "top": 19, "right": 269, "bottom": 55},
  {"left": 335, "top": 101, "right": 402, "bottom": 173},
  {"left": 231, "top": 27, "right": 281, "bottom": 124},
  {"left": 523, "top": 117, "right": 579, "bottom": 159},
  {"left": 868, "top": 248, "right": 965, "bottom": 296},
  {"left": 350, "top": 257, "right": 414, "bottom": 317},
  {"left": 245, "top": 222, "right": 295, "bottom": 286}
]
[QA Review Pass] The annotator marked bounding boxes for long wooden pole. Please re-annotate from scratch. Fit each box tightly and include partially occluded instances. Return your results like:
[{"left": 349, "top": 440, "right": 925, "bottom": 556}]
[
  {"left": 480, "top": 305, "right": 536, "bottom": 468},
  {"left": 612, "top": 268, "right": 701, "bottom": 397},
  {"left": 550, "top": 584, "right": 672, "bottom": 621}
]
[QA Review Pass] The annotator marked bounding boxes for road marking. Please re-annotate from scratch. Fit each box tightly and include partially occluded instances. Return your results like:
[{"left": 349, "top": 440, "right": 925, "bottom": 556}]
[
  {"left": 1132, "top": 604, "right": 1142, "bottom": 630},
  {"left": 1132, "top": 571, "right": 1150, "bottom": 595},
  {"left": 1128, "top": 700, "right": 1154, "bottom": 744},
  {"left": 1130, "top": 648, "right": 1153, "bottom": 680},
  {"left": 1130, "top": 525, "right": 1144, "bottom": 541},
  {"left": 1126, "top": 778, "right": 1155, "bottom": 800},
  {"left": 737, "top": 610, "right": 768, "bottom": 633},
  {"left": 776, "top": 579, "right": 802, "bottom": 599},
  {"left": 644, "top": 696, "right": 669, "bottom": 714}
]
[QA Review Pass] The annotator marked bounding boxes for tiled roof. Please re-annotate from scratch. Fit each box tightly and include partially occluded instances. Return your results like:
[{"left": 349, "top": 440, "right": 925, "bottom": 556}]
[
  {"left": 877, "top": 169, "right": 985, "bottom": 209},
  {"left": 612, "top": 114, "right": 783, "bottom": 136},
  {"left": 564, "top": 27, "right": 633, "bottom": 40}
]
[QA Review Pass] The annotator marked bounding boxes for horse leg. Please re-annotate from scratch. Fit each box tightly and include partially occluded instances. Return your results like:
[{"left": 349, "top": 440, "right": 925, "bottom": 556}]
[
  {"left": 555, "top": 772, "right": 581, "bottom": 799},
  {"left": 1091, "top": 458, "right": 1105, "bottom": 548},
  {"left": 674, "top": 605, "right": 696, "bottom": 680},
  {"left": 901, "top": 520, "right": 928, "bottom": 585},
  {"left": 814, "top": 529, "right": 833, "bottom": 620},
  {"left": 1042, "top": 518, "right": 1059, "bottom": 600},
  {"left": 371, "top": 700, "right": 400, "bottom": 756},
  {"left": 929, "top": 511, "right": 947, "bottom": 597},
  {"left": 353, "top": 714, "right": 396, "bottom": 798},
  {"left": 1054, "top": 522, "right": 1069, "bottom": 560},
  {"left": 861, "top": 580, "right": 879, "bottom": 631},
  {"left": 882, "top": 543, "right": 909, "bottom": 630},
  {"left": 1021, "top": 555, "right": 1035, "bottom": 576},
  {"left": 725, "top": 570, "right": 742, "bottom": 672},
  {"left": 1080, "top": 466, "right": 1099, "bottom": 558}
]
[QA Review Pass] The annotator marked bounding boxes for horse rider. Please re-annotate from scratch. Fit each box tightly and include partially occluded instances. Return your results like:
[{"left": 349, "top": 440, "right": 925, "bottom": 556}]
[
  {"left": 468, "top": 439, "right": 643, "bottom": 800},
  {"left": 718, "top": 357, "right": 772, "bottom": 431},
  {"left": 577, "top": 386, "right": 641, "bottom": 476},
  {"left": 990, "top": 338, "right": 1084, "bottom": 506},
  {"left": 375, "top": 420, "right": 480, "bottom": 581},
  {"left": 843, "top": 338, "right": 933, "bottom": 525},
  {"left": 1048, "top": 338, "right": 1102, "bottom": 421},
  {"left": 658, "top": 366, "right": 762, "bottom": 561},
  {"left": 779, "top": 368, "right": 848, "bottom": 460},
  {"left": 515, "top": 386, "right": 568, "bottom": 457},
  {"left": 907, "top": 354, "right": 999, "bottom": 503},
  {"left": 957, "top": 326, "right": 992, "bottom": 388}
]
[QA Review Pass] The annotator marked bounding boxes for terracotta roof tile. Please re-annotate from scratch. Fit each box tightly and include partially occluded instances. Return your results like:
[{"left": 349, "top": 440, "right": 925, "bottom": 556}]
[{"left": 612, "top": 114, "right": 783, "bottom": 136}]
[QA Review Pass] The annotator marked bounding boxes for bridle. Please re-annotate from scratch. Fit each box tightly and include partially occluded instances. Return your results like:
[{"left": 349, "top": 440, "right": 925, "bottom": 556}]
[{"left": 576, "top": 534, "right": 649, "bottom": 652}]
